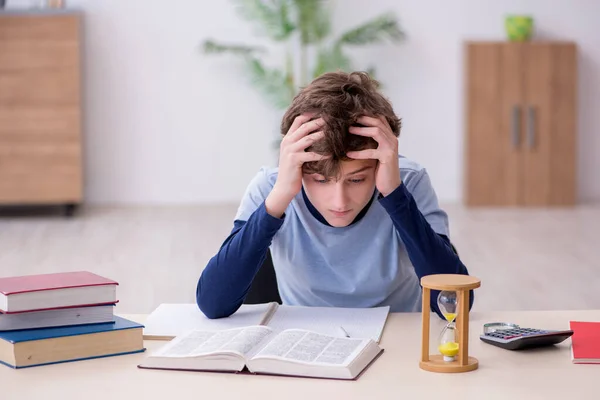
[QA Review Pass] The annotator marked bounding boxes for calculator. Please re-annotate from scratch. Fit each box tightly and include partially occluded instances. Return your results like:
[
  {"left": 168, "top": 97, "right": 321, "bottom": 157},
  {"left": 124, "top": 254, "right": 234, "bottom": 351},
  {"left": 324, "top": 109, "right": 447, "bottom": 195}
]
[{"left": 479, "top": 323, "right": 574, "bottom": 351}]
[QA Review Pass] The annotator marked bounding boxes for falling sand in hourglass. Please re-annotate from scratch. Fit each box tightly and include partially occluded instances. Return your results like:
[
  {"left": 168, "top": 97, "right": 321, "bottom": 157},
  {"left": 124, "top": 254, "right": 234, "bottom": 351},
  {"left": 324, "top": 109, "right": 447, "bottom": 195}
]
[{"left": 437, "top": 291, "right": 459, "bottom": 362}]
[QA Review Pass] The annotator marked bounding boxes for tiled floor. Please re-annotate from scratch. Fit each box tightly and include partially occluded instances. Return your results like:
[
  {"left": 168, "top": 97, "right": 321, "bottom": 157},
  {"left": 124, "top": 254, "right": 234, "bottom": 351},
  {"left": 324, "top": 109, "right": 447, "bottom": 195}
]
[{"left": 0, "top": 203, "right": 598, "bottom": 315}]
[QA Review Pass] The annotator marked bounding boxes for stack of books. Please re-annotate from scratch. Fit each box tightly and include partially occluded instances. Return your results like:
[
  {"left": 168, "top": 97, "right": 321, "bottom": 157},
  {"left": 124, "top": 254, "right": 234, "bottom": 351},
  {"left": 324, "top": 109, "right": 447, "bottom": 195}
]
[{"left": 0, "top": 271, "right": 145, "bottom": 369}]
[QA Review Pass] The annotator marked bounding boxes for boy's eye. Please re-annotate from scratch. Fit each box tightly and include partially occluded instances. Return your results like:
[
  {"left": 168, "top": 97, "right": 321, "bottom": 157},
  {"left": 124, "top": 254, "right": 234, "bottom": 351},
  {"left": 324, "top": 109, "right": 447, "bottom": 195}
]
[
  {"left": 313, "top": 177, "right": 329, "bottom": 184},
  {"left": 349, "top": 178, "right": 365, "bottom": 184}
]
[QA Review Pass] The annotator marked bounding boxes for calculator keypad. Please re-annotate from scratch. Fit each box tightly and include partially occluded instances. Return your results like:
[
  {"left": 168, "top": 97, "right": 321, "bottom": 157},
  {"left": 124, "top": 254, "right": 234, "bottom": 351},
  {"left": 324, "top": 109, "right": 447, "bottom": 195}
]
[
  {"left": 481, "top": 326, "right": 574, "bottom": 350},
  {"left": 485, "top": 328, "right": 549, "bottom": 340}
]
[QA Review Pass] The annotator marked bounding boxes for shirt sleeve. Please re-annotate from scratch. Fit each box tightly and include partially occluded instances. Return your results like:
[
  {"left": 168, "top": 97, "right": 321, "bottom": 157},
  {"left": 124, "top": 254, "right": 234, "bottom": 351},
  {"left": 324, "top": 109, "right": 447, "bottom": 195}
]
[
  {"left": 195, "top": 168, "right": 284, "bottom": 319},
  {"left": 378, "top": 169, "right": 474, "bottom": 319}
]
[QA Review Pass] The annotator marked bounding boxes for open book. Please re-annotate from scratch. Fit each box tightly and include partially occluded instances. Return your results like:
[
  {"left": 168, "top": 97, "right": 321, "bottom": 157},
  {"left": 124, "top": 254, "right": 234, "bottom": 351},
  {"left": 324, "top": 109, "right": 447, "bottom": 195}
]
[
  {"left": 138, "top": 325, "right": 383, "bottom": 380},
  {"left": 143, "top": 302, "right": 390, "bottom": 343}
]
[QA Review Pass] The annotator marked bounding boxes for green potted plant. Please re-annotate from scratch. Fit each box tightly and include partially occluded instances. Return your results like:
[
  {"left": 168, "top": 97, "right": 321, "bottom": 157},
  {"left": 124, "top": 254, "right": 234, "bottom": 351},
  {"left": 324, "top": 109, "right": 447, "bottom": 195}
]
[{"left": 201, "top": 0, "right": 405, "bottom": 111}]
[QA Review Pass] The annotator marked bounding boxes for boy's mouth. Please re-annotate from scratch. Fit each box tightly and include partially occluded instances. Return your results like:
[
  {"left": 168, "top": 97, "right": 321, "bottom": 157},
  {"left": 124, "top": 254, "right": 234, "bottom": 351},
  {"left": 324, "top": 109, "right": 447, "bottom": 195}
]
[{"left": 329, "top": 209, "right": 351, "bottom": 217}]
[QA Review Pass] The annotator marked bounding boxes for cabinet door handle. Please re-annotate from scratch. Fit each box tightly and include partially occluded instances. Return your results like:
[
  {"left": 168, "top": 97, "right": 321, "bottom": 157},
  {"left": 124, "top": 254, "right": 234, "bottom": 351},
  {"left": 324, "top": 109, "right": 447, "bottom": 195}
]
[
  {"left": 512, "top": 105, "right": 521, "bottom": 149},
  {"left": 527, "top": 106, "right": 536, "bottom": 149}
]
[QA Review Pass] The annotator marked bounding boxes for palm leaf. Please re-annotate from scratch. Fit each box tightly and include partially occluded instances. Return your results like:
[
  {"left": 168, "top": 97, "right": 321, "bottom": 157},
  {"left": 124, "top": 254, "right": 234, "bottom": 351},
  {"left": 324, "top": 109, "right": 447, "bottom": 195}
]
[
  {"left": 284, "top": 50, "right": 296, "bottom": 93},
  {"left": 336, "top": 13, "right": 404, "bottom": 46},
  {"left": 202, "top": 39, "right": 265, "bottom": 57},
  {"left": 365, "top": 66, "right": 377, "bottom": 79},
  {"left": 365, "top": 66, "right": 386, "bottom": 89},
  {"left": 234, "top": 0, "right": 296, "bottom": 41},
  {"left": 246, "top": 57, "right": 296, "bottom": 109},
  {"left": 292, "top": 0, "right": 331, "bottom": 44},
  {"left": 312, "top": 44, "right": 352, "bottom": 78}
]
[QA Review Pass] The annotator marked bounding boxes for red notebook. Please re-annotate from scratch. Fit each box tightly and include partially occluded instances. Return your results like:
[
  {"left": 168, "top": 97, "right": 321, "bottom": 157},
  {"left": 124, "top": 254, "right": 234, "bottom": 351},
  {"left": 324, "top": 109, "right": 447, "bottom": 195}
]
[
  {"left": 0, "top": 271, "right": 118, "bottom": 314},
  {"left": 569, "top": 321, "right": 600, "bottom": 364}
]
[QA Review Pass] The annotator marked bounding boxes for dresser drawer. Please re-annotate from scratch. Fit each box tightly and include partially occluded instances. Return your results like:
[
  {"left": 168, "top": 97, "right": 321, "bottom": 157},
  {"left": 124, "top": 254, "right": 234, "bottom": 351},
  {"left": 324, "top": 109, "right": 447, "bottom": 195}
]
[
  {"left": 0, "top": 106, "right": 80, "bottom": 141},
  {"left": 0, "top": 42, "right": 79, "bottom": 71},
  {"left": 0, "top": 141, "right": 82, "bottom": 203},
  {"left": 0, "top": 67, "right": 80, "bottom": 106},
  {"left": 0, "top": 14, "right": 79, "bottom": 41}
]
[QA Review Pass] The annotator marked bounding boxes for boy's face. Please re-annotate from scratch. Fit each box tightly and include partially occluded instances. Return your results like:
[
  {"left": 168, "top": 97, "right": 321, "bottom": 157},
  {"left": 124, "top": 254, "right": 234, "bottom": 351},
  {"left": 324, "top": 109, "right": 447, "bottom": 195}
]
[{"left": 302, "top": 159, "right": 378, "bottom": 227}]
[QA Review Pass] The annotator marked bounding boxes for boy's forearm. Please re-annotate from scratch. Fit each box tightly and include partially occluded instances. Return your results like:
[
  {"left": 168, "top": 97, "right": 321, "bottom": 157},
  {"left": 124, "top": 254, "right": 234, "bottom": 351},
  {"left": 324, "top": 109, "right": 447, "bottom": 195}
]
[
  {"left": 378, "top": 183, "right": 473, "bottom": 317},
  {"left": 265, "top": 185, "right": 294, "bottom": 218},
  {"left": 196, "top": 202, "right": 284, "bottom": 318}
]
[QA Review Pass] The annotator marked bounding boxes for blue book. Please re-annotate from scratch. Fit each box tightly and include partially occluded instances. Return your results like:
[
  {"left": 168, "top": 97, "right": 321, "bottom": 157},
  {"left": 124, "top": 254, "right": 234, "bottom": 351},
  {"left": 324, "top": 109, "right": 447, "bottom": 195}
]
[{"left": 0, "top": 316, "right": 145, "bottom": 369}]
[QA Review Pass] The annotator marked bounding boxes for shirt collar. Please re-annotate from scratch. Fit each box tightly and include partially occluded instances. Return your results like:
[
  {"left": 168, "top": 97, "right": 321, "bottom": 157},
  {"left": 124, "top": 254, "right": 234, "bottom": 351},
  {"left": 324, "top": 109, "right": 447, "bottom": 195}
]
[{"left": 301, "top": 186, "right": 377, "bottom": 227}]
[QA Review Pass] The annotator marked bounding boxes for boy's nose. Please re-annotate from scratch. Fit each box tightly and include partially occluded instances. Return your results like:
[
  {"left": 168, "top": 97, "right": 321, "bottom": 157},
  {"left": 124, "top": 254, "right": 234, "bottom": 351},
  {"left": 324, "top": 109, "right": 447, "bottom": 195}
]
[{"left": 331, "top": 184, "right": 349, "bottom": 210}]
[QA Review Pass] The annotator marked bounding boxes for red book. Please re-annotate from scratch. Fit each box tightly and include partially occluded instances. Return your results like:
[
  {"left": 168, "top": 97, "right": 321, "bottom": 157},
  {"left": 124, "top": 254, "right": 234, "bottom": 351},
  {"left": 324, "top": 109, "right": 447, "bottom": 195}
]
[
  {"left": 0, "top": 271, "right": 118, "bottom": 314},
  {"left": 570, "top": 321, "right": 600, "bottom": 364}
]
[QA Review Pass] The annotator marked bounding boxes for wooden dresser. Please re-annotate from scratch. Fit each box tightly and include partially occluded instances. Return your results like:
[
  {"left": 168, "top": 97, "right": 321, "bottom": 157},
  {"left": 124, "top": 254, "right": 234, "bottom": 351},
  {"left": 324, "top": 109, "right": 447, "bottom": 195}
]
[
  {"left": 0, "top": 12, "right": 83, "bottom": 215},
  {"left": 464, "top": 41, "right": 577, "bottom": 207}
]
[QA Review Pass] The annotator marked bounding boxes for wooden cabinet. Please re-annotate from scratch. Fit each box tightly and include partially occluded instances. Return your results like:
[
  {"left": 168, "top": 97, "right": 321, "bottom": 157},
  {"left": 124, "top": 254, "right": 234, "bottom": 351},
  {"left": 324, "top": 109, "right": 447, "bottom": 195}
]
[
  {"left": 464, "top": 41, "right": 577, "bottom": 206},
  {"left": 0, "top": 12, "right": 83, "bottom": 214}
]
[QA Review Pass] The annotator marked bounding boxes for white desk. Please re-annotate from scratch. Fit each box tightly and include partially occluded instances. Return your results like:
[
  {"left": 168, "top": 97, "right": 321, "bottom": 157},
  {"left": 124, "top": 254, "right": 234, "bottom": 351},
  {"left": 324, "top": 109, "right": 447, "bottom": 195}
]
[{"left": 3, "top": 310, "right": 599, "bottom": 400}]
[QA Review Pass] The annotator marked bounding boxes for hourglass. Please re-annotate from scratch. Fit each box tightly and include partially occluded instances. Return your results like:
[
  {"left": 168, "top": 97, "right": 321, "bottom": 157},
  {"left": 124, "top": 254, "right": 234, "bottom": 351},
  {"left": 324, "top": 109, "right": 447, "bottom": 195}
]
[{"left": 419, "top": 274, "right": 481, "bottom": 373}]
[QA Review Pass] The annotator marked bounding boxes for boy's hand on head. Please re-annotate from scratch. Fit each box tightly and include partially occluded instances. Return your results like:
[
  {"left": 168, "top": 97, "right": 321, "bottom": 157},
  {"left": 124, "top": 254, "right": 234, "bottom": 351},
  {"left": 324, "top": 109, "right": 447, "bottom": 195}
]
[
  {"left": 346, "top": 116, "right": 401, "bottom": 197},
  {"left": 266, "top": 113, "right": 328, "bottom": 218}
]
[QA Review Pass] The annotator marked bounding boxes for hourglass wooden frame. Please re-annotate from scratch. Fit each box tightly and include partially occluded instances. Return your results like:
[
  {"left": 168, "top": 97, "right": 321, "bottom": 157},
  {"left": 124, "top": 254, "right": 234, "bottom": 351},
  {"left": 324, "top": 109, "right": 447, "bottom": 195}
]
[{"left": 419, "top": 274, "right": 481, "bottom": 373}]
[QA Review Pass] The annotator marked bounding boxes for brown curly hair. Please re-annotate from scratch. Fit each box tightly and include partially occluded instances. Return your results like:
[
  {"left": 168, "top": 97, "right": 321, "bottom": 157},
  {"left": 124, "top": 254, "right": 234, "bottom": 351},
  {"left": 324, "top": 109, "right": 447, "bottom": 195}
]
[{"left": 281, "top": 71, "right": 401, "bottom": 177}]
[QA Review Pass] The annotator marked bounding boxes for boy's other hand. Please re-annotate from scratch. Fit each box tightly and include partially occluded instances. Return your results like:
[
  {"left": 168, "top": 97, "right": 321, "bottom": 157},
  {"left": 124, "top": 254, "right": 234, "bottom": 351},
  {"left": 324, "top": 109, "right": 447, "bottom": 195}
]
[
  {"left": 346, "top": 116, "right": 401, "bottom": 197},
  {"left": 266, "top": 114, "right": 327, "bottom": 218}
]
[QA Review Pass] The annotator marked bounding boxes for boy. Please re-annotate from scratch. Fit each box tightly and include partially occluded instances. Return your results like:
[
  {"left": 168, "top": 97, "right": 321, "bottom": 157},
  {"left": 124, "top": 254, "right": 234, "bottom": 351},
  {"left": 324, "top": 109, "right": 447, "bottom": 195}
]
[{"left": 196, "top": 71, "right": 473, "bottom": 319}]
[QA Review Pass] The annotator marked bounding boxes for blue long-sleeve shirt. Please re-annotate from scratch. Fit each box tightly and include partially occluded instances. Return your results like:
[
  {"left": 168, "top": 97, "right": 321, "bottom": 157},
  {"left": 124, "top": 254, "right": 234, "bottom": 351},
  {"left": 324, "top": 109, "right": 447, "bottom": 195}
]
[{"left": 197, "top": 160, "right": 473, "bottom": 319}]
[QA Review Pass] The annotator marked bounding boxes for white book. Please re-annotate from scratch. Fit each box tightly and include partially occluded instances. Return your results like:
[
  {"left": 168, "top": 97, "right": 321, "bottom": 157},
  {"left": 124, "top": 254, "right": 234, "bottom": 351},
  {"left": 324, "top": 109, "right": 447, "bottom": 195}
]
[
  {"left": 142, "top": 303, "right": 274, "bottom": 340},
  {"left": 143, "top": 303, "right": 390, "bottom": 343},
  {"left": 0, "top": 305, "right": 115, "bottom": 331},
  {"left": 138, "top": 325, "right": 383, "bottom": 380}
]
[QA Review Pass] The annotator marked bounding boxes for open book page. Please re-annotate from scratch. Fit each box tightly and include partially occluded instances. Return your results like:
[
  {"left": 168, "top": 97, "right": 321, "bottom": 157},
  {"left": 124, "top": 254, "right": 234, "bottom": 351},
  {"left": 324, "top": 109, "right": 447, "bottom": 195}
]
[
  {"left": 143, "top": 303, "right": 276, "bottom": 340},
  {"left": 152, "top": 326, "right": 274, "bottom": 358},
  {"left": 251, "top": 329, "right": 368, "bottom": 366},
  {"left": 266, "top": 305, "right": 390, "bottom": 342}
]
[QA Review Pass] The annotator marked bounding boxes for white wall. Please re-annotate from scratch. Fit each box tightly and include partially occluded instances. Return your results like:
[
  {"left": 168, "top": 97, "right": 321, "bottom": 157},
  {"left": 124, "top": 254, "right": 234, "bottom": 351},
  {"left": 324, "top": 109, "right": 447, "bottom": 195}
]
[
  {"left": 336, "top": 0, "right": 600, "bottom": 204},
  {"left": 7, "top": 0, "right": 600, "bottom": 204}
]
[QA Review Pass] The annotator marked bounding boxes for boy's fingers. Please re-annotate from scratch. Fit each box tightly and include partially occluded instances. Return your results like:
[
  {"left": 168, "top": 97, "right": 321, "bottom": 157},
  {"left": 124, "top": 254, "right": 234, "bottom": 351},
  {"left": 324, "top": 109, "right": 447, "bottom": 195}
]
[
  {"left": 377, "top": 115, "right": 389, "bottom": 127},
  {"left": 298, "top": 152, "right": 330, "bottom": 163},
  {"left": 346, "top": 149, "right": 379, "bottom": 160},
  {"left": 288, "top": 118, "right": 325, "bottom": 142},
  {"left": 349, "top": 126, "right": 394, "bottom": 149},
  {"left": 349, "top": 126, "right": 381, "bottom": 139},
  {"left": 288, "top": 113, "right": 315, "bottom": 135},
  {"left": 356, "top": 116, "right": 383, "bottom": 128},
  {"left": 356, "top": 115, "right": 395, "bottom": 139},
  {"left": 292, "top": 131, "right": 325, "bottom": 152}
]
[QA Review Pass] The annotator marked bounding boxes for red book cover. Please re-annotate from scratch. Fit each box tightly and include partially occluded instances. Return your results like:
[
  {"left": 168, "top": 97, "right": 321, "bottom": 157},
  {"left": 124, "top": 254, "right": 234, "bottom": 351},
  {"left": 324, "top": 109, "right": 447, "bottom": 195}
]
[
  {"left": 569, "top": 321, "right": 600, "bottom": 363},
  {"left": 0, "top": 271, "right": 118, "bottom": 296}
]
